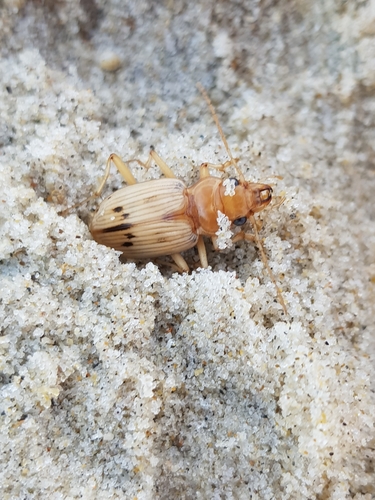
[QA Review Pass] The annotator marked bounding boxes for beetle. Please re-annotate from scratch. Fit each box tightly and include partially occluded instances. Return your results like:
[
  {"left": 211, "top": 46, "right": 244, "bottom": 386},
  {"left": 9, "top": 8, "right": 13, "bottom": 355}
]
[{"left": 85, "top": 85, "right": 287, "bottom": 314}]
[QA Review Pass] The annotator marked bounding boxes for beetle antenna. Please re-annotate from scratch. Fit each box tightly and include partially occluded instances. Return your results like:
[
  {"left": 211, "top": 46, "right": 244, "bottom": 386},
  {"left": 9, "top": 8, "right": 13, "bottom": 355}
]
[
  {"left": 249, "top": 214, "right": 288, "bottom": 315},
  {"left": 197, "top": 83, "right": 244, "bottom": 182}
]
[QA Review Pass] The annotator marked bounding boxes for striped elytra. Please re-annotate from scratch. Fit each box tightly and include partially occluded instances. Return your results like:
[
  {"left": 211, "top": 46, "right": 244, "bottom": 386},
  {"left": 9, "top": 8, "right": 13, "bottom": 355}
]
[{"left": 90, "top": 178, "right": 198, "bottom": 259}]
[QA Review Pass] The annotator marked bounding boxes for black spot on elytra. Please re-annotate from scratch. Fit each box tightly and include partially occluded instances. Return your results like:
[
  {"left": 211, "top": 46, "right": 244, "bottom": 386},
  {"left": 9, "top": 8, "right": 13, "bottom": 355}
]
[
  {"left": 126, "top": 233, "right": 136, "bottom": 240},
  {"left": 102, "top": 223, "right": 133, "bottom": 233},
  {"left": 122, "top": 213, "right": 130, "bottom": 219},
  {"left": 113, "top": 206, "right": 123, "bottom": 213},
  {"left": 122, "top": 241, "right": 134, "bottom": 247}
]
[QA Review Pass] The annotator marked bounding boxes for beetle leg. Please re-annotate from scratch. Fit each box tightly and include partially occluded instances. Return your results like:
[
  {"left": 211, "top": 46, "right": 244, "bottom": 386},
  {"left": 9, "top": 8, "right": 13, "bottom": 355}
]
[
  {"left": 125, "top": 150, "right": 177, "bottom": 178},
  {"left": 171, "top": 239, "right": 208, "bottom": 271},
  {"left": 148, "top": 150, "right": 177, "bottom": 178},
  {"left": 199, "top": 162, "right": 225, "bottom": 179},
  {"left": 196, "top": 236, "right": 208, "bottom": 267},
  {"left": 211, "top": 235, "right": 219, "bottom": 251},
  {"left": 107, "top": 153, "right": 138, "bottom": 185},
  {"left": 171, "top": 253, "right": 190, "bottom": 272},
  {"left": 231, "top": 231, "right": 256, "bottom": 243},
  {"left": 199, "top": 163, "right": 210, "bottom": 179},
  {"left": 199, "top": 159, "right": 241, "bottom": 179},
  {"left": 154, "top": 258, "right": 185, "bottom": 273},
  {"left": 59, "top": 153, "right": 136, "bottom": 215}
]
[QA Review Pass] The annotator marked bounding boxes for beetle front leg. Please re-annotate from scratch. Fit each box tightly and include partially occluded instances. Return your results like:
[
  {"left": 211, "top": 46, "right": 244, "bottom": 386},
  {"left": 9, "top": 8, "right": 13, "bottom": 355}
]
[
  {"left": 126, "top": 149, "right": 177, "bottom": 179},
  {"left": 231, "top": 231, "right": 256, "bottom": 244},
  {"left": 211, "top": 235, "right": 219, "bottom": 251},
  {"left": 199, "top": 159, "right": 241, "bottom": 179}
]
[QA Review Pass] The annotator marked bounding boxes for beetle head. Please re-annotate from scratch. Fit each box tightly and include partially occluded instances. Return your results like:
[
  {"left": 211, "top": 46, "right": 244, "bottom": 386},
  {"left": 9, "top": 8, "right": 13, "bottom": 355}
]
[{"left": 220, "top": 179, "right": 272, "bottom": 224}]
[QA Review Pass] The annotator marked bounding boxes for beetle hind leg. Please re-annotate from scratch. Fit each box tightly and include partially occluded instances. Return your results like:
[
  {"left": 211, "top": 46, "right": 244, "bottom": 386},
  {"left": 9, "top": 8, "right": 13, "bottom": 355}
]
[
  {"left": 196, "top": 236, "right": 208, "bottom": 268},
  {"left": 156, "top": 238, "right": 207, "bottom": 274},
  {"left": 158, "top": 238, "right": 208, "bottom": 273},
  {"left": 107, "top": 153, "right": 138, "bottom": 185},
  {"left": 59, "top": 154, "right": 131, "bottom": 215},
  {"left": 171, "top": 253, "right": 190, "bottom": 273}
]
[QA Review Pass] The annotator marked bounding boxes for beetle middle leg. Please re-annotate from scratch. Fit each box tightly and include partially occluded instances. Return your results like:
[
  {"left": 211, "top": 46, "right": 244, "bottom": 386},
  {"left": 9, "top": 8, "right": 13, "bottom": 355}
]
[
  {"left": 166, "top": 237, "right": 208, "bottom": 272},
  {"left": 231, "top": 231, "right": 255, "bottom": 244},
  {"left": 157, "top": 237, "right": 207, "bottom": 273}
]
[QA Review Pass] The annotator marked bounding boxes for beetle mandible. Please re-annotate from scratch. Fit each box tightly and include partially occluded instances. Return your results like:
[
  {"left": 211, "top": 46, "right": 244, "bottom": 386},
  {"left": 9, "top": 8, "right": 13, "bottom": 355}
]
[{"left": 87, "top": 84, "right": 287, "bottom": 314}]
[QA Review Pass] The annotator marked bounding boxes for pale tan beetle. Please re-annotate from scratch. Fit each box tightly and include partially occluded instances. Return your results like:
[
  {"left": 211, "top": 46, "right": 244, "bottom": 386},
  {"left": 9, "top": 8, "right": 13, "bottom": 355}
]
[{"left": 84, "top": 85, "right": 287, "bottom": 314}]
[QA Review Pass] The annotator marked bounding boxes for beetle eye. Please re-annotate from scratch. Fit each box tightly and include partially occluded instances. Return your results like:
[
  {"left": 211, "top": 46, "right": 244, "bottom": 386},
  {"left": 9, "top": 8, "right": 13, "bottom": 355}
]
[
  {"left": 233, "top": 216, "right": 247, "bottom": 226},
  {"left": 229, "top": 178, "right": 239, "bottom": 186}
]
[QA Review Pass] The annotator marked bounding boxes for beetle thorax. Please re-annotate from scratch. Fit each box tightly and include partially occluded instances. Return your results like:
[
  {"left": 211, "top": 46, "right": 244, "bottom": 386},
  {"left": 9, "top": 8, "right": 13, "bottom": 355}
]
[{"left": 187, "top": 177, "right": 223, "bottom": 236}]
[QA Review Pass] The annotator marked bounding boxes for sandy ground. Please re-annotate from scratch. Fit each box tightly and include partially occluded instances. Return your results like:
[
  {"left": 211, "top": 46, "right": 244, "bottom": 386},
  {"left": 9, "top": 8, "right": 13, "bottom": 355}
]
[{"left": 1, "top": 1, "right": 374, "bottom": 499}]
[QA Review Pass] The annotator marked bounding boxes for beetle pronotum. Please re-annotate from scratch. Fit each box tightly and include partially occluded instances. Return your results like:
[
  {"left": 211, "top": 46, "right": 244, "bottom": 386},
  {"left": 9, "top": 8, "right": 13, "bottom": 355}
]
[{"left": 83, "top": 85, "right": 287, "bottom": 314}]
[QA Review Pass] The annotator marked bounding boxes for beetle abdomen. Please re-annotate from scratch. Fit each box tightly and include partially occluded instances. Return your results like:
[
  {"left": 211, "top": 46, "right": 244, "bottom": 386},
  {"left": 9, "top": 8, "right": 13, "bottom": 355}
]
[{"left": 90, "top": 178, "right": 198, "bottom": 258}]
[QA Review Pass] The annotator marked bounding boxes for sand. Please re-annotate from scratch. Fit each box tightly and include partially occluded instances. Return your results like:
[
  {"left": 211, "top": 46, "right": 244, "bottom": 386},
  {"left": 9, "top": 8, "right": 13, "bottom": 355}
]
[{"left": 1, "top": 1, "right": 374, "bottom": 498}]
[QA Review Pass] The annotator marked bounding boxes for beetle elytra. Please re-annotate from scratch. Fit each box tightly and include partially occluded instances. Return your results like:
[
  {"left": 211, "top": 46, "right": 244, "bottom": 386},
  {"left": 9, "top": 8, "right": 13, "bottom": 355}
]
[{"left": 85, "top": 85, "right": 287, "bottom": 314}]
